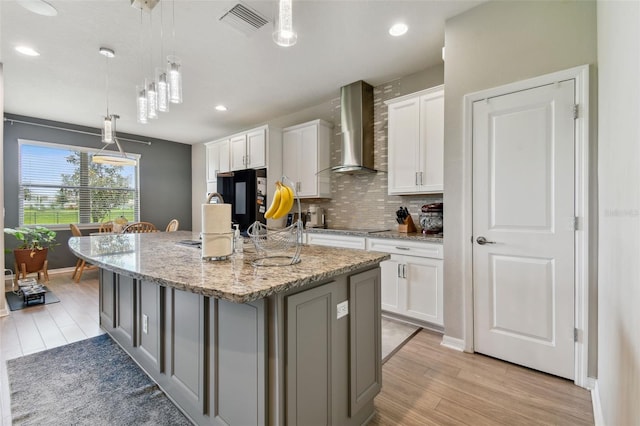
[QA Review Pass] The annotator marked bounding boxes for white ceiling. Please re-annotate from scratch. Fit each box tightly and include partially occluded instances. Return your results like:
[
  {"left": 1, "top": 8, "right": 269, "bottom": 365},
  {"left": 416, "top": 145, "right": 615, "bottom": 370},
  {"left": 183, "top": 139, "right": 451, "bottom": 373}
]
[{"left": 1, "top": 0, "right": 482, "bottom": 144}]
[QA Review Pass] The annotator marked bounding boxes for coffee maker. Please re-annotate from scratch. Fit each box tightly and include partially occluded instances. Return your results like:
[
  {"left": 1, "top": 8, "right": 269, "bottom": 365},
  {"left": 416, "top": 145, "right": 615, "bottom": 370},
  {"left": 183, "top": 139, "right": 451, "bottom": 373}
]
[{"left": 306, "top": 205, "right": 325, "bottom": 228}]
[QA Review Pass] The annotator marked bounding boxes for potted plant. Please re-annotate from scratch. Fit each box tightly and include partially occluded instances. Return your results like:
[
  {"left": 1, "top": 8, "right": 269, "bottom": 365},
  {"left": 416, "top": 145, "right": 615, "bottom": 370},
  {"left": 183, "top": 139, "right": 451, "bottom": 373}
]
[{"left": 4, "top": 226, "right": 58, "bottom": 276}]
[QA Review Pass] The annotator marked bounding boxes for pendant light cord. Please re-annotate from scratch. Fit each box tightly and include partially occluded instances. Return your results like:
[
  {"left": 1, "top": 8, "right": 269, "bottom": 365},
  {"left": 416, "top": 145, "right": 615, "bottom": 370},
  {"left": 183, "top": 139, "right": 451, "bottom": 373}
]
[{"left": 105, "top": 53, "right": 110, "bottom": 116}]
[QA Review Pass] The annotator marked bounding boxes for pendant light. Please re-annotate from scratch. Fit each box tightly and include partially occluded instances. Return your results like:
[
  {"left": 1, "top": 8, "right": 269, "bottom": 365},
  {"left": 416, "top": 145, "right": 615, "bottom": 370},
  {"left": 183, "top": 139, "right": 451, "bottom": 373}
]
[
  {"left": 167, "top": 0, "right": 183, "bottom": 104},
  {"left": 94, "top": 47, "right": 136, "bottom": 166},
  {"left": 273, "top": 0, "right": 297, "bottom": 47},
  {"left": 155, "top": 0, "right": 169, "bottom": 112}
]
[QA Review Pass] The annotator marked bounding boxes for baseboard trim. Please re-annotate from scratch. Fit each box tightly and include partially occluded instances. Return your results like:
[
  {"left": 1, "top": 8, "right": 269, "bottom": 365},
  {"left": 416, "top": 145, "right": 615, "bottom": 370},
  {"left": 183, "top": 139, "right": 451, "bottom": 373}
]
[
  {"left": 441, "top": 335, "right": 465, "bottom": 352},
  {"left": 591, "top": 379, "right": 605, "bottom": 426}
]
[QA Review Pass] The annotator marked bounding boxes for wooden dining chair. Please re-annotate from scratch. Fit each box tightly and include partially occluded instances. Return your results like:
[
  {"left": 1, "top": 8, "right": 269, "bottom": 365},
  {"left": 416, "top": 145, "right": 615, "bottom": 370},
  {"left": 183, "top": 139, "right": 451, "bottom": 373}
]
[
  {"left": 99, "top": 221, "right": 114, "bottom": 233},
  {"left": 165, "top": 219, "right": 179, "bottom": 232},
  {"left": 123, "top": 222, "right": 158, "bottom": 233},
  {"left": 70, "top": 224, "right": 96, "bottom": 282}
]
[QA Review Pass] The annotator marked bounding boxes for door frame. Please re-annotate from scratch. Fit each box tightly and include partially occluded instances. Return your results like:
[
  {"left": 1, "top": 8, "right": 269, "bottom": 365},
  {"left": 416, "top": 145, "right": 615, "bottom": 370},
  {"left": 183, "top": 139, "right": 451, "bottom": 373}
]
[{"left": 461, "top": 65, "right": 591, "bottom": 388}]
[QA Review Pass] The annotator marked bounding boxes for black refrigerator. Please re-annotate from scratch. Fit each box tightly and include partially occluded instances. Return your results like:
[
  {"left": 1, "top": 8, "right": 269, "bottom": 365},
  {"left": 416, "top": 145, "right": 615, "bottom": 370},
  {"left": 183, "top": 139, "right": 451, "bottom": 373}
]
[{"left": 216, "top": 168, "right": 267, "bottom": 233}]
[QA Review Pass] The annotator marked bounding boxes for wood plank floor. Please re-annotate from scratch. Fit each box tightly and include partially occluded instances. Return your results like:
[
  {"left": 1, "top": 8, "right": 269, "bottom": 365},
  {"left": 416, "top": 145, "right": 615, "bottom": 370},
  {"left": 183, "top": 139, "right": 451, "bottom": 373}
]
[
  {"left": 370, "top": 329, "right": 594, "bottom": 425},
  {"left": 0, "top": 271, "right": 593, "bottom": 426}
]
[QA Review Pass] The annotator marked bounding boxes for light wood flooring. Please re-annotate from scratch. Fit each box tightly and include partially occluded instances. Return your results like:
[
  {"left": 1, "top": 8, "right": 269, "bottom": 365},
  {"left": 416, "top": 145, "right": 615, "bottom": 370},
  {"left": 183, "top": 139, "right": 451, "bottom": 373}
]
[{"left": 0, "top": 271, "right": 593, "bottom": 426}]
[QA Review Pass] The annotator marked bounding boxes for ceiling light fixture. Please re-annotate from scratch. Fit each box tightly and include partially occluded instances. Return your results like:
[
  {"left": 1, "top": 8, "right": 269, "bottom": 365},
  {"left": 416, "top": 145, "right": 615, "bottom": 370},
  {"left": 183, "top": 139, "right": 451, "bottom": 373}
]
[
  {"left": 94, "top": 47, "right": 136, "bottom": 166},
  {"left": 389, "top": 23, "right": 408, "bottom": 37},
  {"left": 273, "top": 0, "right": 297, "bottom": 47},
  {"left": 168, "top": 0, "right": 183, "bottom": 104},
  {"left": 15, "top": 45, "right": 40, "bottom": 56},
  {"left": 215, "top": 105, "right": 228, "bottom": 112},
  {"left": 16, "top": 0, "right": 57, "bottom": 16}
]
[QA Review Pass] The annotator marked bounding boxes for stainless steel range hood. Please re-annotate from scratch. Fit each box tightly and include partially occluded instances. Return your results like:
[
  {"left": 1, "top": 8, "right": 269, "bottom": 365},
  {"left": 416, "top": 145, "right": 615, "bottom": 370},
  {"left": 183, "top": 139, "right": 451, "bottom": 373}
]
[{"left": 332, "top": 80, "right": 376, "bottom": 174}]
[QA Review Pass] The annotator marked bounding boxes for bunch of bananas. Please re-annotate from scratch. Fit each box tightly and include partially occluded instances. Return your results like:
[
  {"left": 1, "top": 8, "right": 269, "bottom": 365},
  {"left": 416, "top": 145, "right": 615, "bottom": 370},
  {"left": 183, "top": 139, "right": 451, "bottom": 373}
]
[{"left": 265, "top": 181, "right": 295, "bottom": 220}]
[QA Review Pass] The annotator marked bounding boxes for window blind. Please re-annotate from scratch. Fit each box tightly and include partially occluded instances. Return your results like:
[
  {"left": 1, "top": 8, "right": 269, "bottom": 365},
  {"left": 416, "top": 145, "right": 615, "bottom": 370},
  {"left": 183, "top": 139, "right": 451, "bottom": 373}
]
[{"left": 18, "top": 140, "right": 140, "bottom": 226}]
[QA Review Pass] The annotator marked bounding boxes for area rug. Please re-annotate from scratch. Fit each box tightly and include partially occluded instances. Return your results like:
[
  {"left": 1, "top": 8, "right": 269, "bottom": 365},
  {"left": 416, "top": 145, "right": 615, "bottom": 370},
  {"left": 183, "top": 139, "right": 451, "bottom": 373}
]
[
  {"left": 7, "top": 334, "right": 192, "bottom": 425},
  {"left": 381, "top": 317, "right": 422, "bottom": 364},
  {"left": 5, "top": 287, "right": 60, "bottom": 311}
]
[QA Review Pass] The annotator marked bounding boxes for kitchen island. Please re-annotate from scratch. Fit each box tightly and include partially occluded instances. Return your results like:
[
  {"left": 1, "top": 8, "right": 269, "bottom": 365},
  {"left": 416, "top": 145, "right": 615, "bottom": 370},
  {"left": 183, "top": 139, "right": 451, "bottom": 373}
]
[{"left": 69, "top": 231, "right": 389, "bottom": 426}]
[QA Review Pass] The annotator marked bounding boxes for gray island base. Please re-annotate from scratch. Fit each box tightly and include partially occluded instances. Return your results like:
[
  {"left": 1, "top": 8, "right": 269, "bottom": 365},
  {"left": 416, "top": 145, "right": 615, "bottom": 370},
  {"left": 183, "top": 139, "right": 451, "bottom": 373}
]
[{"left": 69, "top": 231, "right": 389, "bottom": 426}]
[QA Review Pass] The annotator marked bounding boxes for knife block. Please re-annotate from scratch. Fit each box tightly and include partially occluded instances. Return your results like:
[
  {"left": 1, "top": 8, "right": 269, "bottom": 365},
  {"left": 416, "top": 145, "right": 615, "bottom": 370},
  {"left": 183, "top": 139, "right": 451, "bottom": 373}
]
[{"left": 398, "top": 215, "right": 417, "bottom": 233}]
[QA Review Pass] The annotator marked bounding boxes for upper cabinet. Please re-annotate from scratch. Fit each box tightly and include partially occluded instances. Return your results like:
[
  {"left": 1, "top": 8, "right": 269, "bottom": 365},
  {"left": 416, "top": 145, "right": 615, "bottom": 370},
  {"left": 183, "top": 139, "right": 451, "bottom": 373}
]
[
  {"left": 205, "top": 139, "right": 230, "bottom": 184},
  {"left": 386, "top": 85, "right": 444, "bottom": 195},
  {"left": 230, "top": 127, "right": 267, "bottom": 170},
  {"left": 282, "top": 119, "right": 333, "bottom": 198}
]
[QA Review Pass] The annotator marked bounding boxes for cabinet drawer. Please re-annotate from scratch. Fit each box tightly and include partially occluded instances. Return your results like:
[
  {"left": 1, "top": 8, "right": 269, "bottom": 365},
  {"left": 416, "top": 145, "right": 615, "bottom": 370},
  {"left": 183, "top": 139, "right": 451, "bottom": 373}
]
[
  {"left": 306, "top": 233, "right": 366, "bottom": 250},
  {"left": 366, "top": 238, "right": 443, "bottom": 259}
]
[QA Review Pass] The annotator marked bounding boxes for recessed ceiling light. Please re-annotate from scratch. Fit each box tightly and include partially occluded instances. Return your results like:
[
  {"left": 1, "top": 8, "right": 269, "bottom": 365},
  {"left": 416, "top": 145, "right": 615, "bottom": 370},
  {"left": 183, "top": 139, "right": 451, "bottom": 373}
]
[
  {"left": 215, "top": 105, "right": 228, "bottom": 112},
  {"left": 389, "top": 23, "right": 408, "bottom": 37},
  {"left": 17, "top": 0, "right": 58, "bottom": 16},
  {"left": 99, "top": 47, "right": 115, "bottom": 58},
  {"left": 15, "top": 46, "right": 40, "bottom": 56}
]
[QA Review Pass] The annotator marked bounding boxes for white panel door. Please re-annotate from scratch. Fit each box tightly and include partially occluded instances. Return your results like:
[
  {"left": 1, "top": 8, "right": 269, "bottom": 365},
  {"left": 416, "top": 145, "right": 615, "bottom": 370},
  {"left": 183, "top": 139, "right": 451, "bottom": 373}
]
[
  {"left": 473, "top": 80, "right": 575, "bottom": 379},
  {"left": 246, "top": 128, "right": 266, "bottom": 169},
  {"left": 297, "top": 125, "right": 318, "bottom": 197},
  {"left": 387, "top": 98, "right": 420, "bottom": 194},
  {"left": 380, "top": 259, "right": 402, "bottom": 314}
]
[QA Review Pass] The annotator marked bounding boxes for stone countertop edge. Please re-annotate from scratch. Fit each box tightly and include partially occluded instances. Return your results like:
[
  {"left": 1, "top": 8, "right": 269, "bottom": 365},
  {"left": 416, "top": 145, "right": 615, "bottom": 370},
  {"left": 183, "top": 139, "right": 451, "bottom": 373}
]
[
  {"left": 305, "top": 228, "right": 444, "bottom": 243},
  {"left": 68, "top": 231, "right": 390, "bottom": 304}
]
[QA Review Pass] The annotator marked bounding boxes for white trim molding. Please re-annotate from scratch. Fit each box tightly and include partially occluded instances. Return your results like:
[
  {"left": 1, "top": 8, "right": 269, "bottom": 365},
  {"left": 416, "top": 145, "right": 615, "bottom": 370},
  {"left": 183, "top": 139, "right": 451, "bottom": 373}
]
[
  {"left": 591, "top": 380, "right": 605, "bottom": 426},
  {"left": 441, "top": 335, "right": 465, "bottom": 352},
  {"left": 461, "top": 64, "right": 591, "bottom": 387}
]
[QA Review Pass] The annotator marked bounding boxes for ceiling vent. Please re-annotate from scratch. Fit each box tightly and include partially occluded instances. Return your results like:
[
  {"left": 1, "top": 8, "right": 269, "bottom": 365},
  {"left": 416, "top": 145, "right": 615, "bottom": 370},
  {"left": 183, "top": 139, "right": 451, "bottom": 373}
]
[{"left": 220, "top": 3, "right": 269, "bottom": 36}]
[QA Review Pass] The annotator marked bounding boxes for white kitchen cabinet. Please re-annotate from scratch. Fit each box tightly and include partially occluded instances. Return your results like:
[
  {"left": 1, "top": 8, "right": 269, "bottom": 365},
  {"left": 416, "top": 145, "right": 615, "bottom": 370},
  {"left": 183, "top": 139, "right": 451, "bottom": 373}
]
[
  {"left": 205, "top": 139, "right": 230, "bottom": 183},
  {"left": 230, "top": 127, "right": 266, "bottom": 170},
  {"left": 386, "top": 85, "right": 444, "bottom": 195},
  {"left": 368, "top": 238, "right": 443, "bottom": 326},
  {"left": 305, "top": 233, "right": 366, "bottom": 250},
  {"left": 282, "top": 119, "right": 332, "bottom": 198}
]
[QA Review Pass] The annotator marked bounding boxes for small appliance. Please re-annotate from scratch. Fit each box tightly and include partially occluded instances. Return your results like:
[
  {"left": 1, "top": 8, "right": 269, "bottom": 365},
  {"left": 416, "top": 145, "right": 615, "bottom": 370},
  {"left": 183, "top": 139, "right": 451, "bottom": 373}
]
[{"left": 306, "top": 206, "right": 325, "bottom": 228}]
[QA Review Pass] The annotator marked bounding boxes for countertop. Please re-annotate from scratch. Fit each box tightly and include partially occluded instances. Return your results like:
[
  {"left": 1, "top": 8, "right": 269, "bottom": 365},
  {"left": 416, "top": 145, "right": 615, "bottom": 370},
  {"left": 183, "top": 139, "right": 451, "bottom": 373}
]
[
  {"left": 68, "top": 231, "right": 389, "bottom": 303},
  {"left": 305, "top": 227, "right": 444, "bottom": 244}
]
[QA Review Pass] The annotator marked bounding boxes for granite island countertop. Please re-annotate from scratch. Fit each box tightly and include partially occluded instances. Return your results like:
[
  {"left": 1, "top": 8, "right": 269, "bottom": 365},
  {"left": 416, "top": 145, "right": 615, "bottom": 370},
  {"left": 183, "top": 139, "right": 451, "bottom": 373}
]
[
  {"left": 69, "top": 231, "right": 389, "bottom": 303},
  {"left": 305, "top": 227, "right": 444, "bottom": 243}
]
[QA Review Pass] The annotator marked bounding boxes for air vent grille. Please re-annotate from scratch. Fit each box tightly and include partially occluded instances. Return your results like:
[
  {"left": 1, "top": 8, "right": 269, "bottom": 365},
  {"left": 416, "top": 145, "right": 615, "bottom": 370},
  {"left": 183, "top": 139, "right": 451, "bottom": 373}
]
[{"left": 220, "top": 3, "right": 269, "bottom": 36}]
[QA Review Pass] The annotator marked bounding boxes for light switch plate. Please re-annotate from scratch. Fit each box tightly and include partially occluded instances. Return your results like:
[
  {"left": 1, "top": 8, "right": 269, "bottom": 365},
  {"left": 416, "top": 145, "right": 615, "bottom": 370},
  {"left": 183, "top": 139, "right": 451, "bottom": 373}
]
[{"left": 337, "top": 301, "right": 349, "bottom": 319}]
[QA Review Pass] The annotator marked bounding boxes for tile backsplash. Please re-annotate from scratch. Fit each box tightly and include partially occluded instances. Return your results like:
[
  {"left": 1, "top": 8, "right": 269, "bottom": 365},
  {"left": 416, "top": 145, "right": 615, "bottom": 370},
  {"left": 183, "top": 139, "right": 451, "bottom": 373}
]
[{"left": 299, "top": 79, "right": 443, "bottom": 232}]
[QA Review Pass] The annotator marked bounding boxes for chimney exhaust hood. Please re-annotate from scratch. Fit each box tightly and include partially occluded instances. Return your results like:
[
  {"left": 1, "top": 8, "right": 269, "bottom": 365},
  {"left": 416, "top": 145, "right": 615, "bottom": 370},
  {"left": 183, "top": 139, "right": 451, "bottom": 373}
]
[{"left": 332, "top": 80, "right": 376, "bottom": 174}]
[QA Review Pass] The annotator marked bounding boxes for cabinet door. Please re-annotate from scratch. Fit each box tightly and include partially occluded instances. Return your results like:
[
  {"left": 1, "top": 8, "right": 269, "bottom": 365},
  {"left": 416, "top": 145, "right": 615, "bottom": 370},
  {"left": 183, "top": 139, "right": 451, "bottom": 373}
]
[
  {"left": 218, "top": 139, "right": 230, "bottom": 173},
  {"left": 404, "top": 256, "right": 443, "bottom": 325},
  {"left": 230, "top": 134, "right": 247, "bottom": 170},
  {"left": 419, "top": 90, "right": 444, "bottom": 192},
  {"left": 297, "top": 125, "right": 319, "bottom": 197},
  {"left": 387, "top": 97, "right": 421, "bottom": 194},
  {"left": 286, "top": 282, "right": 336, "bottom": 426},
  {"left": 206, "top": 143, "right": 219, "bottom": 183},
  {"left": 380, "top": 258, "right": 403, "bottom": 313},
  {"left": 246, "top": 128, "right": 266, "bottom": 169},
  {"left": 282, "top": 128, "right": 301, "bottom": 187}
]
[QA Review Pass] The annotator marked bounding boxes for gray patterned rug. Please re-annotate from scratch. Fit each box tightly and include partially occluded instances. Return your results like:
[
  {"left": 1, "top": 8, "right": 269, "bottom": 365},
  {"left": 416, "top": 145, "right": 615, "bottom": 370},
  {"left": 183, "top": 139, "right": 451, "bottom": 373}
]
[{"left": 7, "top": 334, "right": 192, "bottom": 425}]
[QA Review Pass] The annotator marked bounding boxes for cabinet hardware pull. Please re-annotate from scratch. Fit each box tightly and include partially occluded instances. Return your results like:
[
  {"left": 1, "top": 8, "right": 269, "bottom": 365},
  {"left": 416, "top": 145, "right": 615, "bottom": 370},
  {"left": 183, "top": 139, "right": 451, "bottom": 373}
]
[
  {"left": 402, "top": 264, "right": 407, "bottom": 278},
  {"left": 395, "top": 246, "right": 410, "bottom": 250},
  {"left": 420, "top": 171, "right": 423, "bottom": 185},
  {"left": 397, "top": 264, "right": 402, "bottom": 278},
  {"left": 415, "top": 172, "right": 418, "bottom": 186}
]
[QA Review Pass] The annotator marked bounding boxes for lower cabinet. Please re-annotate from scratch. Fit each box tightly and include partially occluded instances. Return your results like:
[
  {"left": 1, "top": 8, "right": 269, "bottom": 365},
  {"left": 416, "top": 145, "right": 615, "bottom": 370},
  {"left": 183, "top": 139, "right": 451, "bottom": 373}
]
[
  {"left": 380, "top": 254, "right": 443, "bottom": 325},
  {"left": 284, "top": 268, "right": 381, "bottom": 426},
  {"left": 98, "top": 266, "right": 380, "bottom": 426}
]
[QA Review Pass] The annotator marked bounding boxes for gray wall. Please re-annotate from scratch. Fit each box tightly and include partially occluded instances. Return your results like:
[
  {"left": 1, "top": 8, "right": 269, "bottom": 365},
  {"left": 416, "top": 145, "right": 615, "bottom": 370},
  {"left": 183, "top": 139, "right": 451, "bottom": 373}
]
[
  {"left": 596, "top": 1, "right": 640, "bottom": 424},
  {"left": 442, "top": 0, "right": 598, "bottom": 372},
  {"left": 3, "top": 113, "right": 192, "bottom": 270}
]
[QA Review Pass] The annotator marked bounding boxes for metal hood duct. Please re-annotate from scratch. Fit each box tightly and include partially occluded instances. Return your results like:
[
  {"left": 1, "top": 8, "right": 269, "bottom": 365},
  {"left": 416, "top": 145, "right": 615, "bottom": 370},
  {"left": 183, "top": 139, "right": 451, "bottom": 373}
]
[{"left": 332, "top": 80, "right": 376, "bottom": 174}]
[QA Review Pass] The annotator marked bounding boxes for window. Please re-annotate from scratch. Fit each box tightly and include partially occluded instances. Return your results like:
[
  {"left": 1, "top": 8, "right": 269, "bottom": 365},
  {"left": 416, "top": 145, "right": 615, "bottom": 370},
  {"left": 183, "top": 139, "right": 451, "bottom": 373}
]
[{"left": 19, "top": 139, "right": 140, "bottom": 227}]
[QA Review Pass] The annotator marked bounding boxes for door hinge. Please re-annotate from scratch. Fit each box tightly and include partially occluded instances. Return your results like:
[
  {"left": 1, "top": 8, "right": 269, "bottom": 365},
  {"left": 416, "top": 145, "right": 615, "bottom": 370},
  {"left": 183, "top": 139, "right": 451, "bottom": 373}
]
[
  {"left": 573, "top": 104, "right": 579, "bottom": 120},
  {"left": 574, "top": 328, "right": 579, "bottom": 342},
  {"left": 574, "top": 216, "right": 579, "bottom": 231}
]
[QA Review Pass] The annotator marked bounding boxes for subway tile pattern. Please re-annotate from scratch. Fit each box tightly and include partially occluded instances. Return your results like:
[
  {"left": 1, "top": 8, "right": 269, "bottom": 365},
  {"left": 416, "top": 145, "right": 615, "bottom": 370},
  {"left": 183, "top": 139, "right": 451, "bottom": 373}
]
[{"left": 298, "top": 79, "right": 443, "bottom": 232}]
